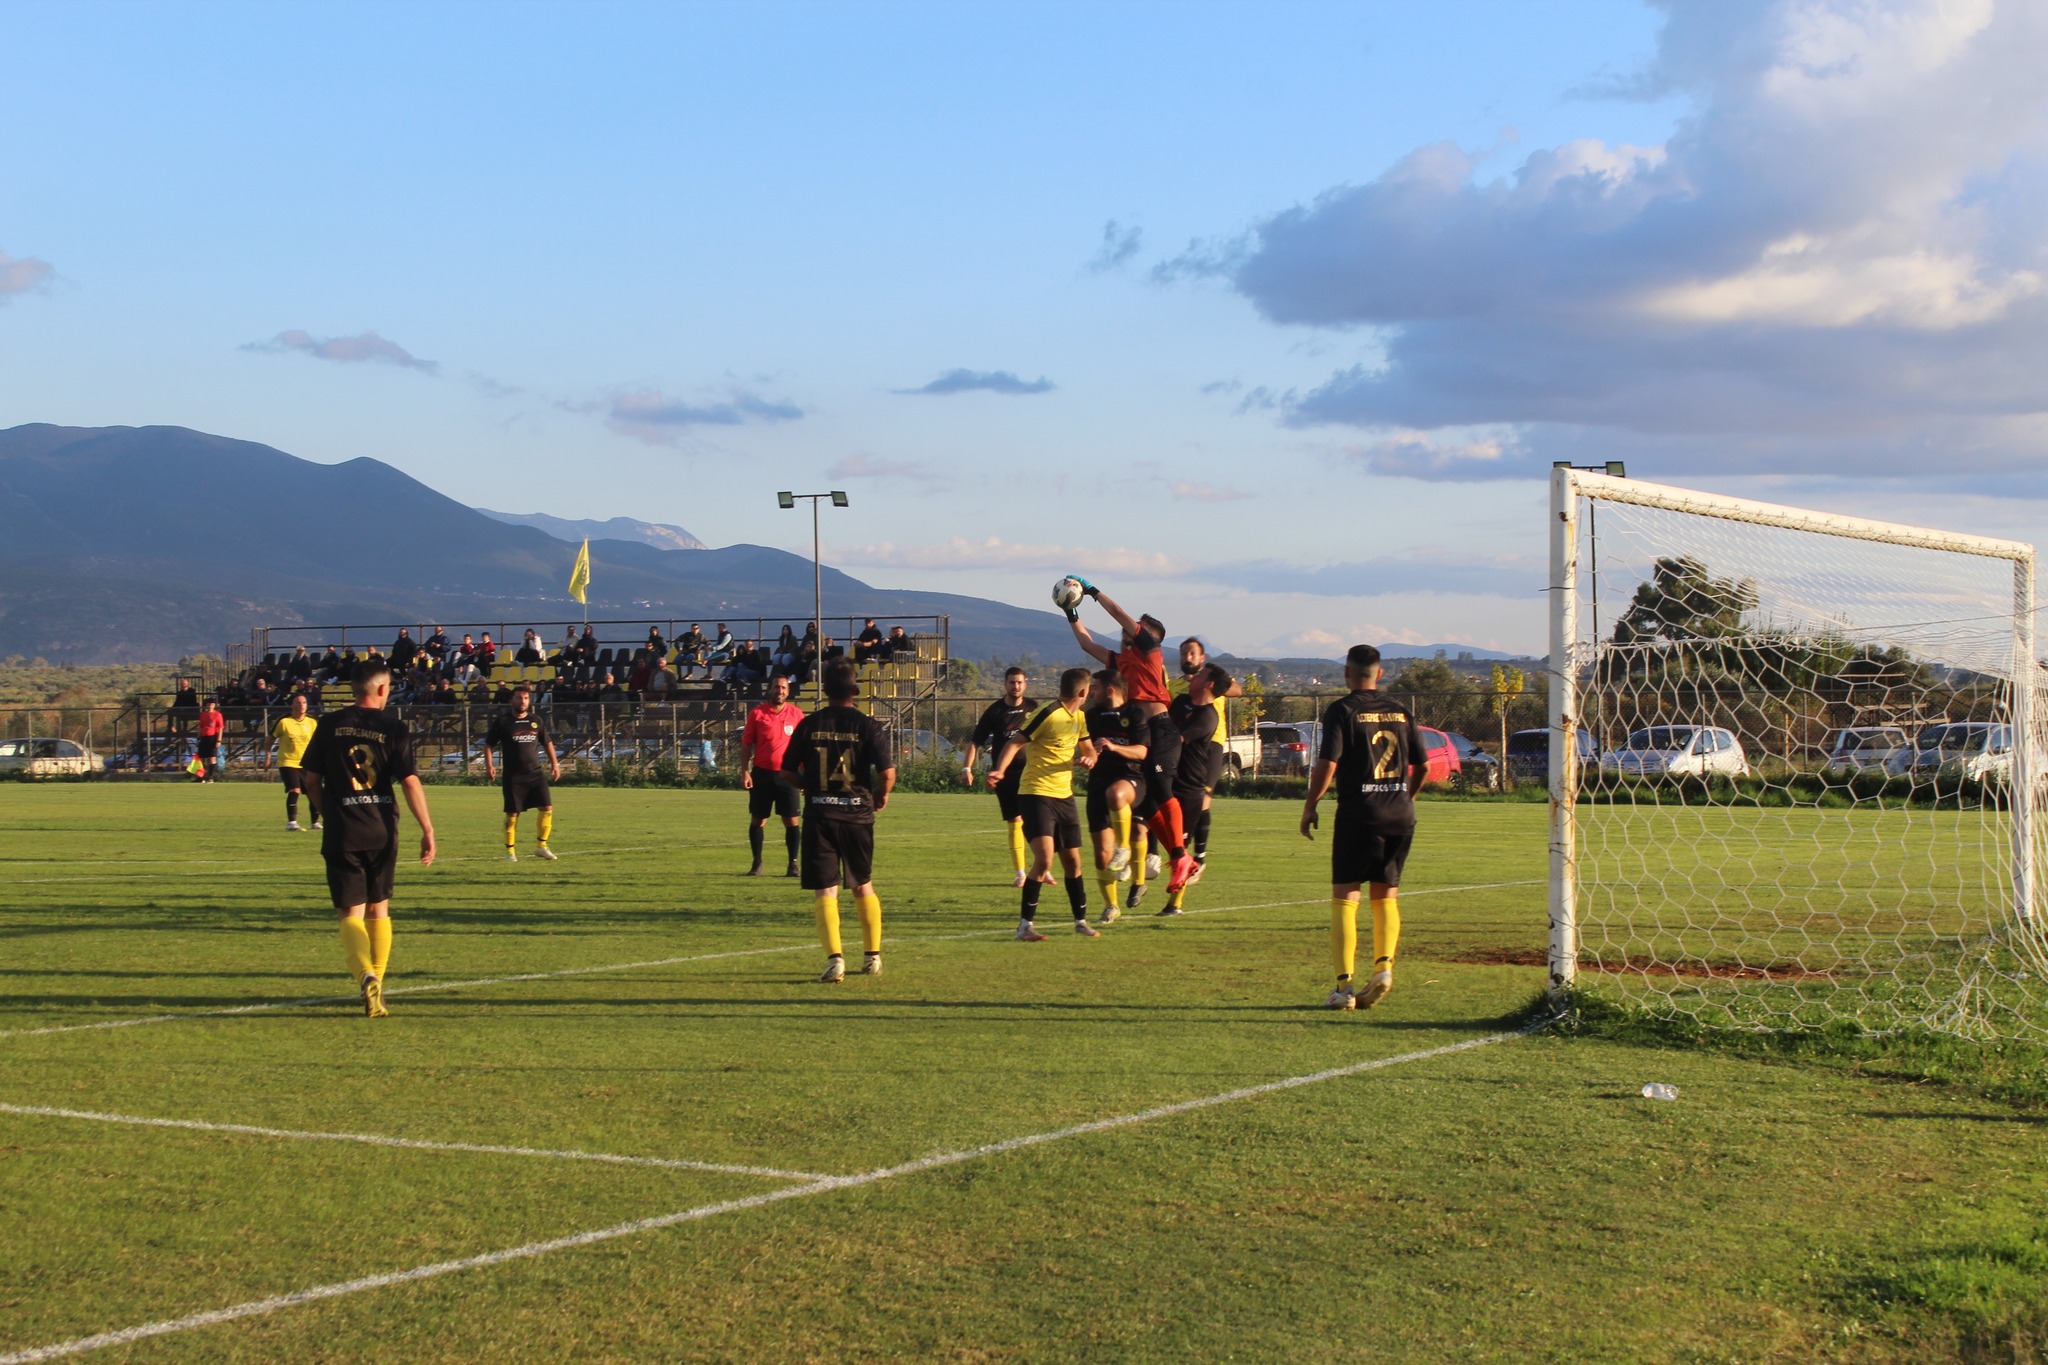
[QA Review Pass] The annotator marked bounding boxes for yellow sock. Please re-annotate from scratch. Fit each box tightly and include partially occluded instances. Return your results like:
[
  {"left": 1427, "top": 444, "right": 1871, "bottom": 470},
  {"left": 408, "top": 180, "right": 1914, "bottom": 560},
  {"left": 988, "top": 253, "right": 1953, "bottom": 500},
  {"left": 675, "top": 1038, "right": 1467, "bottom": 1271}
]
[
  {"left": 503, "top": 812, "right": 518, "bottom": 850},
  {"left": 1113, "top": 805, "right": 1131, "bottom": 857},
  {"left": 1331, "top": 897, "right": 1358, "bottom": 982},
  {"left": 538, "top": 809, "right": 554, "bottom": 845},
  {"left": 855, "top": 892, "right": 882, "bottom": 954},
  {"left": 1371, "top": 893, "right": 1400, "bottom": 971},
  {"left": 368, "top": 916, "right": 392, "bottom": 979},
  {"left": 814, "top": 890, "right": 843, "bottom": 956},
  {"left": 339, "top": 915, "right": 373, "bottom": 981},
  {"left": 1132, "top": 828, "right": 1149, "bottom": 887},
  {"left": 1007, "top": 819, "right": 1027, "bottom": 874},
  {"left": 1168, "top": 884, "right": 1185, "bottom": 910},
  {"left": 1097, "top": 869, "right": 1120, "bottom": 910}
]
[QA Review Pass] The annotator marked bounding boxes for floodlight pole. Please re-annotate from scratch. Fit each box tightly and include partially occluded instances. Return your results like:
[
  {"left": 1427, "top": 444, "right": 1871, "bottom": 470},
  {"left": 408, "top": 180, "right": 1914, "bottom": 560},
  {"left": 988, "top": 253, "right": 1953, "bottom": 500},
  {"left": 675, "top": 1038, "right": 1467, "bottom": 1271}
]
[{"left": 777, "top": 489, "right": 849, "bottom": 708}]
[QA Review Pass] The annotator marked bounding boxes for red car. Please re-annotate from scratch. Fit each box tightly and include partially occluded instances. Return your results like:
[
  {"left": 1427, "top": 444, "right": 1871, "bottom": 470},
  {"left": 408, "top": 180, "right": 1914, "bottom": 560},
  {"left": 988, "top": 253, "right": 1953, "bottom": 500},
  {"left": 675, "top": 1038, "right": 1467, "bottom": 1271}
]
[{"left": 1416, "top": 726, "right": 1460, "bottom": 786}]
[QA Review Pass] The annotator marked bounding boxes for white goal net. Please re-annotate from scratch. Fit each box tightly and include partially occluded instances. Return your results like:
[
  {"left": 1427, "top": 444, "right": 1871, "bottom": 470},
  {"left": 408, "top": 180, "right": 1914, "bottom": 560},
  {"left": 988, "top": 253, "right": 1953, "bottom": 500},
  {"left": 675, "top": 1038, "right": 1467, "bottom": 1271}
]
[{"left": 1548, "top": 467, "right": 2048, "bottom": 1038}]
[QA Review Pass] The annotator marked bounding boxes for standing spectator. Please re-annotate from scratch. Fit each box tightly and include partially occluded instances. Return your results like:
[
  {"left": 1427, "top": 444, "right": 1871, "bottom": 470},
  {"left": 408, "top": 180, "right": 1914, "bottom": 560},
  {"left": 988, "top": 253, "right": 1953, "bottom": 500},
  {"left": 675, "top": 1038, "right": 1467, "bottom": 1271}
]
[
  {"left": 390, "top": 628, "right": 417, "bottom": 670},
  {"left": 169, "top": 676, "right": 201, "bottom": 737},
  {"left": 854, "top": 619, "right": 885, "bottom": 662},
  {"left": 423, "top": 626, "right": 449, "bottom": 666},
  {"left": 195, "top": 699, "right": 226, "bottom": 783}
]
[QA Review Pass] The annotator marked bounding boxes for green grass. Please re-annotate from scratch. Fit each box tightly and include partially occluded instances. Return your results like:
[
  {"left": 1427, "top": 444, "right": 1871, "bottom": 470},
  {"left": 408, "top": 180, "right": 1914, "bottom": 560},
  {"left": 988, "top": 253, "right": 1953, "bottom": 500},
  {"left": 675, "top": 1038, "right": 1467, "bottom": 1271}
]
[{"left": 3, "top": 787, "right": 2047, "bottom": 1361}]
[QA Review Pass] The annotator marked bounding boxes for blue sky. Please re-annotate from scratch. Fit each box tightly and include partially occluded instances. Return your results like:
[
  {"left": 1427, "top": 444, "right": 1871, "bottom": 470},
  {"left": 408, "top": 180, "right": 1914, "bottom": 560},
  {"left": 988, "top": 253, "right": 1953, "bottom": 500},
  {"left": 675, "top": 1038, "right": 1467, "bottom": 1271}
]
[{"left": 6, "top": 0, "right": 2045, "bottom": 656}]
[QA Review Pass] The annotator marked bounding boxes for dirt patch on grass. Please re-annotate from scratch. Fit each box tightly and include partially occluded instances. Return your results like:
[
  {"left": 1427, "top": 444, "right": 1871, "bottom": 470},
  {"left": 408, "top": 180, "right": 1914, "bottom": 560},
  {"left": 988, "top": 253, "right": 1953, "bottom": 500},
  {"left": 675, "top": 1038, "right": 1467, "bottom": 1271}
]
[{"left": 1445, "top": 945, "right": 1834, "bottom": 981}]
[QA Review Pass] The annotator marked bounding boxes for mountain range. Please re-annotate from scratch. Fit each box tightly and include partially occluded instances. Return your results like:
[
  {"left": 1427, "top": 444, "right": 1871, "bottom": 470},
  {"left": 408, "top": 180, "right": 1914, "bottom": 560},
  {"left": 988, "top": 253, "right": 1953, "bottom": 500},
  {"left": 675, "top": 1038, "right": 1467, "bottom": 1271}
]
[
  {"left": 476, "top": 508, "right": 707, "bottom": 552},
  {"left": 0, "top": 424, "right": 1078, "bottom": 664}
]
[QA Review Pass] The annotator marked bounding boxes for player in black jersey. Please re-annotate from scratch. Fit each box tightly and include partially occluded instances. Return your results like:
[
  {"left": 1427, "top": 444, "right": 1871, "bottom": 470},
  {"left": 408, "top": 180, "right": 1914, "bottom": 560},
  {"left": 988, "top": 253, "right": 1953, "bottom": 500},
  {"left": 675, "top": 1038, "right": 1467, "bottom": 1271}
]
[
  {"left": 485, "top": 684, "right": 562, "bottom": 863},
  {"left": 1301, "top": 645, "right": 1428, "bottom": 1010},
  {"left": 1082, "top": 669, "right": 1148, "bottom": 925},
  {"left": 301, "top": 660, "right": 437, "bottom": 1018},
  {"left": 783, "top": 660, "right": 897, "bottom": 982},
  {"left": 962, "top": 666, "right": 1035, "bottom": 887},
  {"left": 1177, "top": 636, "right": 1242, "bottom": 866},
  {"left": 1158, "top": 663, "right": 1231, "bottom": 916}
]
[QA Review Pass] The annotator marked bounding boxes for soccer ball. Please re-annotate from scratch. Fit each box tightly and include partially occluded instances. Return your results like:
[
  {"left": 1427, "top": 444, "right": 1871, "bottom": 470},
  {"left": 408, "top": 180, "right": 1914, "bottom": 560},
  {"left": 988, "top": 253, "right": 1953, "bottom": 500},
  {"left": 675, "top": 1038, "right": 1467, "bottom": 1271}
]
[{"left": 1052, "top": 577, "right": 1086, "bottom": 611}]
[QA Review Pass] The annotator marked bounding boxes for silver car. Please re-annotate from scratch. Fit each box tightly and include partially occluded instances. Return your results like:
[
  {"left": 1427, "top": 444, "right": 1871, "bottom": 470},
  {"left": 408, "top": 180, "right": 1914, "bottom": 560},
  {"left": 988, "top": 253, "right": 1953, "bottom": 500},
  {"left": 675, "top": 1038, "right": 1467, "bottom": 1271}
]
[
  {"left": 1888, "top": 722, "right": 2013, "bottom": 783},
  {"left": 1822, "top": 726, "right": 1909, "bottom": 776},
  {"left": 0, "top": 737, "right": 105, "bottom": 776}
]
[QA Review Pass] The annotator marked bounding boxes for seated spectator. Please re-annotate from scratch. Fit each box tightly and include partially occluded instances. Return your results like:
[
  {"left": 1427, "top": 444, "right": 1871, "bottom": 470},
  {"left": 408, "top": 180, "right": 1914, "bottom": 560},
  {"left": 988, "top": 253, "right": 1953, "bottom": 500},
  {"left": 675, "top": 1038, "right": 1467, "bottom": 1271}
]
[
  {"left": 646, "top": 625, "right": 668, "bottom": 661},
  {"left": 493, "top": 681, "right": 515, "bottom": 705},
  {"left": 647, "top": 657, "right": 673, "bottom": 698},
  {"left": 423, "top": 626, "right": 449, "bottom": 663},
  {"left": 429, "top": 677, "right": 458, "bottom": 707},
  {"left": 627, "top": 649, "right": 653, "bottom": 693},
  {"left": 556, "top": 628, "right": 580, "bottom": 664},
  {"left": 316, "top": 646, "right": 343, "bottom": 682},
  {"left": 516, "top": 629, "right": 544, "bottom": 665},
  {"left": 771, "top": 624, "right": 799, "bottom": 675},
  {"left": 598, "top": 671, "right": 625, "bottom": 706},
  {"left": 822, "top": 636, "right": 845, "bottom": 663},
  {"left": 247, "top": 675, "right": 275, "bottom": 708},
  {"left": 286, "top": 645, "right": 314, "bottom": 682},
  {"left": 882, "top": 625, "right": 915, "bottom": 661},
  {"left": 576, "top": 625, "right": 598, "bottom": 665},
  {"left": 170, "top": 675, "right": 200, "bottom": 714},
  {"left": 724, "top": 639, "right": 767, "bottom": 689},
  {"left": 477, "top": 633, "right": 499, "bottom": 669},
  {"left": 365, "top": 648, "right": 387, "bottom": 667},
  {"left": 854, "top": 618, "right": 885, "bottom": 662},
  {"left": 676, "top": 623, "right": 706, "bottom": 677},
  {"left": 704, "top": 622, "right": 736, "bottom": 667},
  {"left": 390, "top": 628, "right": 417, "bottom": 670}
]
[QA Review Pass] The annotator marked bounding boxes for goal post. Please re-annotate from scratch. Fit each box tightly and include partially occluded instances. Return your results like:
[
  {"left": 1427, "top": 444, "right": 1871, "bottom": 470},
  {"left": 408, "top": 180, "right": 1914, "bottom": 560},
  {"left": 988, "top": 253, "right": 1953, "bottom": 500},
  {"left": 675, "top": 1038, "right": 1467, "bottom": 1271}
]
[{"left": 1548, "top": 465, "right": 2046, "bottom": 1037}]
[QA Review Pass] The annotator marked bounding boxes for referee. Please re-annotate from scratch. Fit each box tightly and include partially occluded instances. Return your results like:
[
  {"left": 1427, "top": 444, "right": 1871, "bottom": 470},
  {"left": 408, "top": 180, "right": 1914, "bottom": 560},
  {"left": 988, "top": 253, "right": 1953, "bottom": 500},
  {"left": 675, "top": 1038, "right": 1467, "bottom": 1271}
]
[
  {"left": 741, "top": 672, "right": 805, "bottom": 877},
  {"left": 485, "top": 683, "right": 561, "bottom": 863}
]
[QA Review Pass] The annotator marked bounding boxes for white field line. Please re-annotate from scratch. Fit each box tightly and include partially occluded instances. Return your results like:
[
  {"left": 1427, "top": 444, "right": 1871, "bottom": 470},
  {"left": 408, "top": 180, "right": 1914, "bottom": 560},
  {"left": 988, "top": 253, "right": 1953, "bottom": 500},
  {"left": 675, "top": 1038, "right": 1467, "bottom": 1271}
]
[
  {"left": 0, "top": 879, "right": 1545, "bottom": 1042},
  {"left": 0, "top": 1102, "right": 825, "bottom": 1182},
  {"left": 0, "top": 1020, "right": 1545, "bottom": 1364}
]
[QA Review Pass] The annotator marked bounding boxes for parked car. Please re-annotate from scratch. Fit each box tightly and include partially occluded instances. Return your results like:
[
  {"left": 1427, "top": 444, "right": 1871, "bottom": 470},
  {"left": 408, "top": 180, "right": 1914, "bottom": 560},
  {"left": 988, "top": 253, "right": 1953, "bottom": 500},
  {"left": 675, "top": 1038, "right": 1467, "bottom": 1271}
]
[
  {"left": 1416, "top": 727, "right": 1459, "bottom": 786},
  {"left": 1256, "top": 721, "right": 1322, "bottom": 776},
  {"left": 1505, "top": 727, "right": 1600, "bottom": 784},
  {"left": 1602, "top": 726, "right": 1749, "bottom": 779},
  {"left": 1822, "top": 725, "right": 1910, "bottom": 776},
  {"left": 0, "top": 737, "right": 106, "bottom": 776},
  {"left": 1887, "top": 721, "right": 2013, "bottom": 783},
  {"left": 1442, "top": 732, "right": 1502, "bottom": 791}
]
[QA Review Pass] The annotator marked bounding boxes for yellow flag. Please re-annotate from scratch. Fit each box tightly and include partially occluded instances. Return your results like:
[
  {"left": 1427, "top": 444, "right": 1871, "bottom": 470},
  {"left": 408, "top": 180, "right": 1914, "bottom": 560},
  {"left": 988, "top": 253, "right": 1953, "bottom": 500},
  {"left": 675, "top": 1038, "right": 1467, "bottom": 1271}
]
[{"left": 568, "top": 537, "right": 591, "bottom": 604}]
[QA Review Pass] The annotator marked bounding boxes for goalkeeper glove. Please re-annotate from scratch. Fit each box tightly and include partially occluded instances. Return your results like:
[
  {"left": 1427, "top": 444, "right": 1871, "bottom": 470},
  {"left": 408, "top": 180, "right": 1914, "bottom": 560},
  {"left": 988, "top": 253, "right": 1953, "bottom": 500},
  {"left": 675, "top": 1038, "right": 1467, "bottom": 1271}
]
[
  {"left": 1063, "top": 605, "right": 1080, "bottom": 623},
  {"left": 1072, "top": 575, "right": 1099, "bottom": 598}
]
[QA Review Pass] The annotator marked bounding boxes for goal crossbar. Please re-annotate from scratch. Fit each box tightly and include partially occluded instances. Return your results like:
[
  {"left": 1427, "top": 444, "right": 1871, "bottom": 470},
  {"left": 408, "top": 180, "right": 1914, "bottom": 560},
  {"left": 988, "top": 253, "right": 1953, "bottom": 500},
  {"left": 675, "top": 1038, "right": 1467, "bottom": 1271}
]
[{"left": 1548, "top": 466, "right": 2040, "bottom": 1017}]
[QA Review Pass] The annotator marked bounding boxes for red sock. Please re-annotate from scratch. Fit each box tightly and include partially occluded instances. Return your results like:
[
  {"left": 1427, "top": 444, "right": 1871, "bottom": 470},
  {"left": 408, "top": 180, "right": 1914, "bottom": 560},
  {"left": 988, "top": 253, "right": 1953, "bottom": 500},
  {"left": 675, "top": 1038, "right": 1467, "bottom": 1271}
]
[{"left": 1146, "top": 799, "right": 1186, "bottom": 858}]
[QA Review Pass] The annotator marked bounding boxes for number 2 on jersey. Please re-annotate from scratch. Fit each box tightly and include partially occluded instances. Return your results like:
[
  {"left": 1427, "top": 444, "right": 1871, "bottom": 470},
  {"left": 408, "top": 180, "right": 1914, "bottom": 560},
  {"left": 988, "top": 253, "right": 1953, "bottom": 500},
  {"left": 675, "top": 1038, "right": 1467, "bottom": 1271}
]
[{"left": 1369, "top": 729, "right": 1401, "bottom": 780}]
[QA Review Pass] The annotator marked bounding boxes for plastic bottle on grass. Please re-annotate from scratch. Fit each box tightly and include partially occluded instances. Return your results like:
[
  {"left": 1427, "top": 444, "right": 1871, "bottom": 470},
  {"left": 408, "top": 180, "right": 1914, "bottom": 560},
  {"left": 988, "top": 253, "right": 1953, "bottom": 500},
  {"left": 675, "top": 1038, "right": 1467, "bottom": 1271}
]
[{"left": 1640, "top": 1083, "right": 1678, "bottom": 1101}]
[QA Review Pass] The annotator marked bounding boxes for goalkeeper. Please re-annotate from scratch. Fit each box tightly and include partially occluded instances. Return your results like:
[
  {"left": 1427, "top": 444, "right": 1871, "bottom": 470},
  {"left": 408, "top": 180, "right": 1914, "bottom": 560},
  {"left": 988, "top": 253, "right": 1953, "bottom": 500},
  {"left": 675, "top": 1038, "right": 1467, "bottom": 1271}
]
[
  {"left": 1300, "top": 644, "right": 1427, "bottom": 1010},
  {"left": 1060, "top": 575, "right": 1200, "bottom": 896}
]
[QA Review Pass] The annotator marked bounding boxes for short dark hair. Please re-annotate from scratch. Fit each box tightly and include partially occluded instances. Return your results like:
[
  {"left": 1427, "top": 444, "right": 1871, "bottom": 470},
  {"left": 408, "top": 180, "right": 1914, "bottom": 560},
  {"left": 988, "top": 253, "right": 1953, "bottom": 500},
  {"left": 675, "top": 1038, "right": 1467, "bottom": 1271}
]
[
  {"left": 1092, "top": 668, "right": 1124, "bottom": 695},
  {"left": 1202, "top": 664, "right": 1233, "bottom": 694},
  {"left": 1136, "top": 614, "right": 1166, "bottom": 648},
  {"left": 824, "top": 659, "right": 860, "bottom": 700},
  {"left": 1059, "top": 666, "right": 1093, "bottom": 699},
  {"left": 1004, "top": 665, "right": 1028, "bottom": 680},
  {"left": 1346, "top": 644, "right": 1383, "bottom": 674},
  {"left": 513, "top": 682, "right": 532, "bottom": 694},
  {"left": 351, "top": 660, "right": 392, "bottom": 694}
]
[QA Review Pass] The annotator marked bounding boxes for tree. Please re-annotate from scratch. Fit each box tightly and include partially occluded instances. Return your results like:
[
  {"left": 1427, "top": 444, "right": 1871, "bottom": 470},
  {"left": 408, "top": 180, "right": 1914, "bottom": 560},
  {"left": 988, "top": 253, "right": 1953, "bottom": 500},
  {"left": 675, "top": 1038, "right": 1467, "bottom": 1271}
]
[
  {"left": 1490, "top": 663, "right": 1525, "bottom": 786},
  {"left": 1612, "top": 556, "right": 1758, "bottom": 644},
  {"left": 1389, "top": 657, "right": 1465, "bottom": 695}
]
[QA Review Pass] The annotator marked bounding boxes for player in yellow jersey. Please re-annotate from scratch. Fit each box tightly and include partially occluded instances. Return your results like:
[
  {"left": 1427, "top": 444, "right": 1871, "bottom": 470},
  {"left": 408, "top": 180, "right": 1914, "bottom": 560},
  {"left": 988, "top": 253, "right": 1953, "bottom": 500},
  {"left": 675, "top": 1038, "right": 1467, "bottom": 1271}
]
[
  {"left": 989, "top": 666, "right": 1099, "bottom": 940},
  {"left": 260, "top": 692, "right": 322, "bottom": 832}
]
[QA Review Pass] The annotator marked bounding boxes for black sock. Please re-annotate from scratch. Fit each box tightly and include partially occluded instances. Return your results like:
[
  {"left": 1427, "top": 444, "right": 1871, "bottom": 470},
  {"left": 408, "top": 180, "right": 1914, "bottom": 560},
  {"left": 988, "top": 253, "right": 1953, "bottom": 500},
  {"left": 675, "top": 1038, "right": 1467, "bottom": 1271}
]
[
  {"left": 1064, "top": 875, "right": 1088, "bottom": 919},
  {"left": 1194, "top": 808, "right": 1212, "bottom": 860},
  {"left": 748, "top": 825, "right": 764, "bottom": 864},
  {"left": 785, "top": 824, "right": 800, "bottom": 860},
  {"left": 1021, "top": 880, "right": 1042, "bottom": 919},
  {"left": 286, "top": 792, "right": 298, "bottom": 821}
]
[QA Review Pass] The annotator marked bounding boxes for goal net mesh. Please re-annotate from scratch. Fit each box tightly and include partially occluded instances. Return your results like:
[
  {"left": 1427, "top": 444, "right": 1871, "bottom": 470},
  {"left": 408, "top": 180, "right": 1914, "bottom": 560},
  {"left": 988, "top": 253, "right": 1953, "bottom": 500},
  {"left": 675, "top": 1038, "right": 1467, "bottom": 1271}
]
[{"left": 1566, "top": 485, "right": 2048, "bottom": 1038}]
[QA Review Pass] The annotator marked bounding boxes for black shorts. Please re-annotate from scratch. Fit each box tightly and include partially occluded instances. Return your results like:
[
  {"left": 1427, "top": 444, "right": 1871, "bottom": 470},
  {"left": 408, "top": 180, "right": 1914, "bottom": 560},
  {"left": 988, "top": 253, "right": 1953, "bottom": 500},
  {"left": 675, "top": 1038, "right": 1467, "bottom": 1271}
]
[
  {"left": 994, "top": 767, "right": 1023, "bottom": 822},
  {"left": 1331, "top": 806, "right": 1414, "bottom": 887},
  {"left": 502, "top": 777, "right": 552, "bottom": 814},
  {"left": 325, "top": 844, "right": 398, "bottom": 908},
  {"left": 1085, "top": 775, "right": 1135, "bottom": 833},
  {"left": 801, "top": 815, "right": 874, "bottom": 891},
  {"left": 197, "top": 736, "right": 219, "bottom": 759},
  {"left": 1173, "top": 776, "right": 1210, "bottom": 812},
  {"left": 279, "top": 766, "right": 307, "bottom": 793},
  {"left": 1143, "top": 715, "right": 1182, "bottom": 810},
  {"left": 749, "top": 768, "right": 799, "bottom": 821},
  {"left": 1206, "top": 749, "right": 1226, "bottom": 791},
  {"left": 1018, "top": 793, "right": 1082, "bottom": 851}
]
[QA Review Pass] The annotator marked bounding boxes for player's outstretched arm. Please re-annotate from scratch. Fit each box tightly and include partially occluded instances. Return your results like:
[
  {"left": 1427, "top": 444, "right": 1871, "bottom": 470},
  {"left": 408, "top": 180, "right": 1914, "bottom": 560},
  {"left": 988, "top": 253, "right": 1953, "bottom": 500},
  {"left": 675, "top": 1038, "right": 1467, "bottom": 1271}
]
[
  {"left": 401, "top": 774, "right": 437, "bottom": 866},
  {"left": 1090, "top": 586, "right": 1140, "bottom": 637},
  {"left": 1301, "top": 758, "right": 1338, "bottom": 839},
  {"left": 1068, "top": 615, "right": 1113, "bottom": 666}
]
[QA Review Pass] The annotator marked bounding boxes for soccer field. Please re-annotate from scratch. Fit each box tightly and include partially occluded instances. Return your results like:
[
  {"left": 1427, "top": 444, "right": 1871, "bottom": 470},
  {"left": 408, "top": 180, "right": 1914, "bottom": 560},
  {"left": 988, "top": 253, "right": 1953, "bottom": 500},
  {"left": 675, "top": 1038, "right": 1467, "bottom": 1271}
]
[{"left": 3, "top": 786, "right": 2045, "bottom": 1362}]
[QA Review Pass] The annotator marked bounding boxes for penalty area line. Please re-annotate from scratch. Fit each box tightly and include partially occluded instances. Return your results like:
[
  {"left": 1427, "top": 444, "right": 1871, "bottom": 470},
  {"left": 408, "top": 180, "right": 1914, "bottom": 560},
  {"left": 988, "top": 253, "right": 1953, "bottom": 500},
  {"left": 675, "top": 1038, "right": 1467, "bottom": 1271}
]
[
  {"left": 0, "top": 1102, "right": 825, "bottom": 1182},
  {"left": 0, "top": 1019, "right": 1548, "bottom": 1364}
]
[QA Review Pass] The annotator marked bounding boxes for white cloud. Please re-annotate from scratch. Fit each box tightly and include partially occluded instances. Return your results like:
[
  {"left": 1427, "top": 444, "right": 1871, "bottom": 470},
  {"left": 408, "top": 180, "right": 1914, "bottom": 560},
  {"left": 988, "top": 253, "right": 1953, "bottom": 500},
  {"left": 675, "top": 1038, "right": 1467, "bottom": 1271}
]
[
  {"left": 0, "top": 249, "right": 54, "bottom": 301},
  {"left": 246, "top": 329, "right": 440, "bottom": 373},
  {"left": 1188, "top": 0, "right": 2048, "bottom": 485},
  {"left": 837, "top": 537, "right": 1186, "bottom": 577},
  {"left": 827, "top": 452, "right": 946, "bottom": 484}
]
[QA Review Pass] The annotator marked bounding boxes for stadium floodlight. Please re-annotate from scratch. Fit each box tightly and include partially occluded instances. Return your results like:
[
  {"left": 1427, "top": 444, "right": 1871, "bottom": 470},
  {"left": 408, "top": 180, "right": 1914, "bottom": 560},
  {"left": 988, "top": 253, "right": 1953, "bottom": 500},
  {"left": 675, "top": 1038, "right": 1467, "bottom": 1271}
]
[
  {"left": 1549, "top": 466, "right": 2046, "bottom": 1040},
  {"left": 777, "top": 490, "right": 851, "bottom": 706}
]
